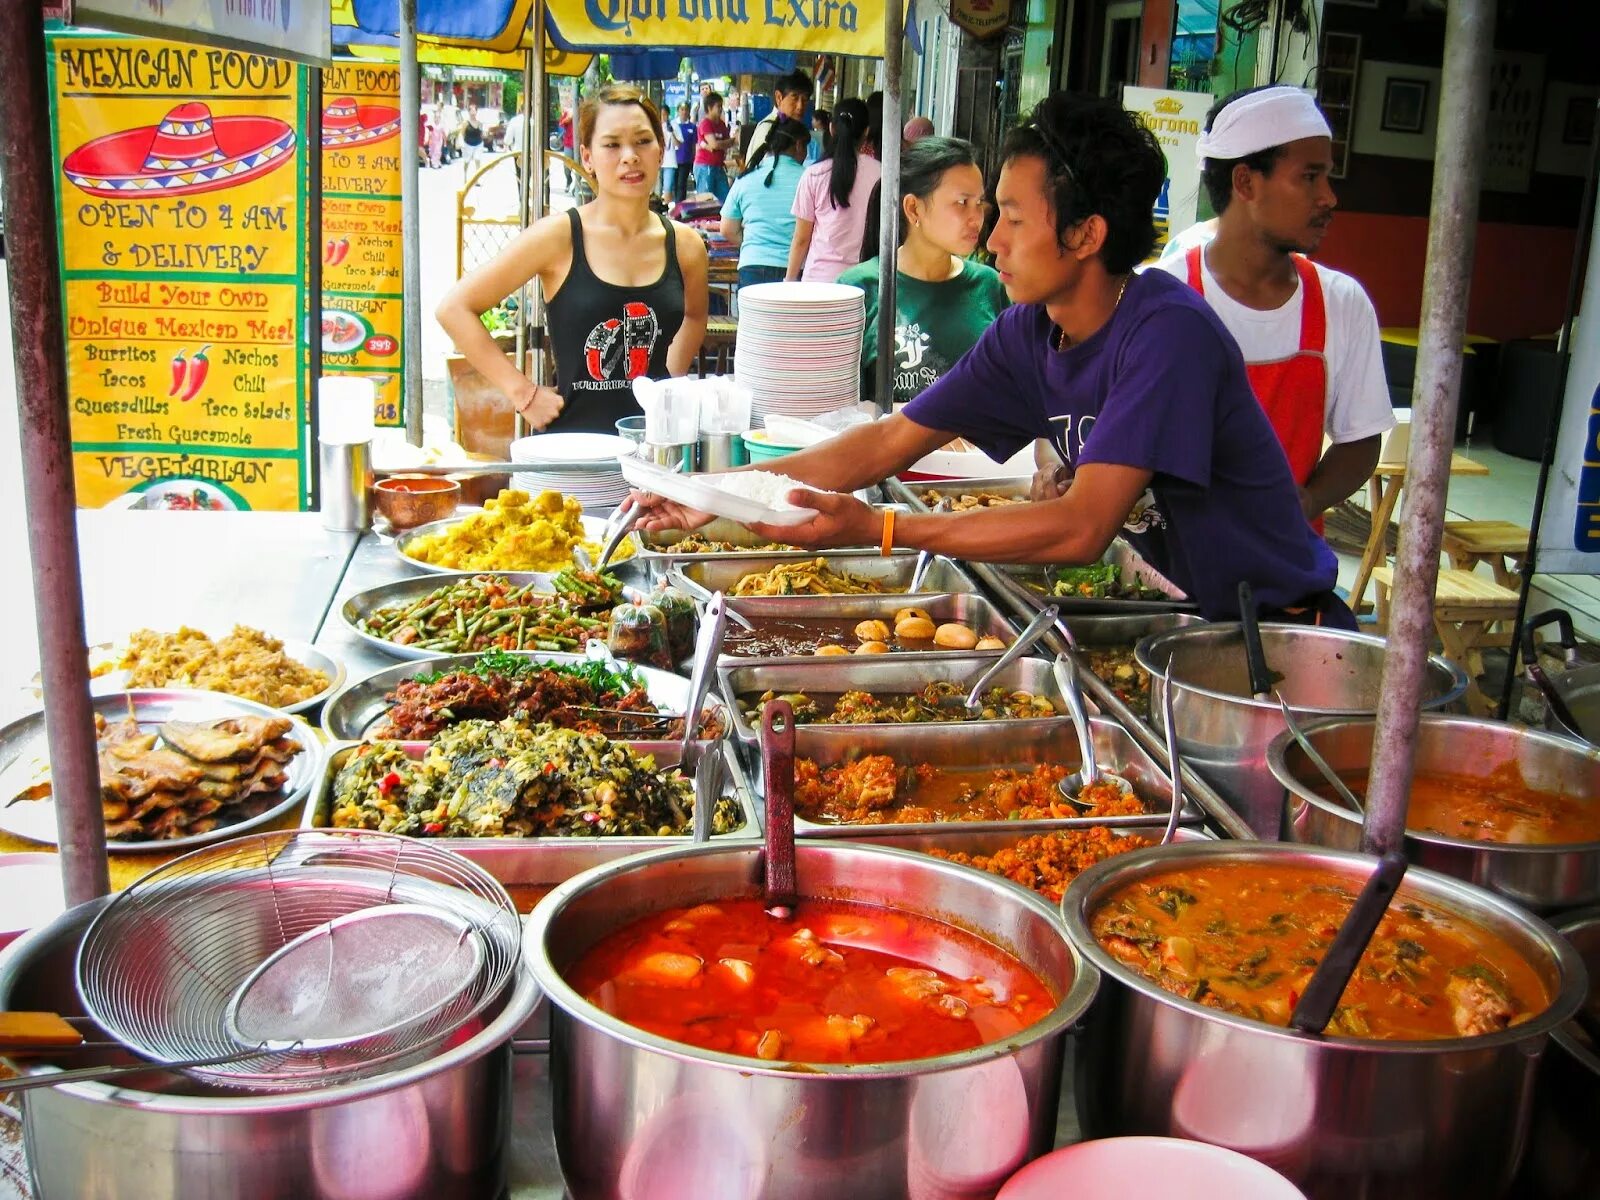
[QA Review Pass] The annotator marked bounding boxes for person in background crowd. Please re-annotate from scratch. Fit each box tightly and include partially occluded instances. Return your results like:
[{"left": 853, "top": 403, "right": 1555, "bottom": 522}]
[
  {"left": 502, "top": 98, "right": 528, "bottom": 199},
  {"left": 786, "top": 98, "right": 880, "bottom": 283},
  {"left": 807, "top": 108, "right": 831, "bottom": 164},
  {"left": 694, "top": 91, "right": 736, "bottom": 203},
  {"left": 841, "top": 136, "right": 1007, "bottom": 407},
  {"left": 1152, "top": 85, "right": 1392, "bottom": 534},
  {"left": 660, "top": 109, "right": 684, "bottom": 202},
  {"left": 865, "top": 90, "right": 884, "bottom": 157},
  {"left": 631, "top": 92, "right": 1343, "bottom": 628},
  {"left": 747, "top": 69, "right": 813, "bottom": 165},
  {"left": 437, "top": 84, "right": 708, "bottom": 436},
  {"left": 461, "top": 104, "right": 484, "bottom": 171},
  {"left": 427, "top": 101, "right": 446, "bottom": 168},
  {"left": 721, "top": 115, "right": 810, "bottom": 287},
  {"left": 903, "top": 114, "right": 935, "bottom": 145},
  {"left": 693, "top": 80, "right": 714, "bottom": 121},
  {"left": 672, "top": 102, "right": 696, "bottom": 203}
]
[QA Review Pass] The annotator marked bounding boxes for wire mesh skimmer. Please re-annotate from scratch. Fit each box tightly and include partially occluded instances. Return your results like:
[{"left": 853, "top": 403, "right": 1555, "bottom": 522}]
[{"left": 75, "top": 829, "right": 521, "bottom": 1091}]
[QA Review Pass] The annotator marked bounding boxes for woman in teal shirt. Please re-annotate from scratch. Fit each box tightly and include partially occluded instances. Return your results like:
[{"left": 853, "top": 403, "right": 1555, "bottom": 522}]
[
  {"left": 719, "top": 116, "right": 810, "bottom": 287},
  {"left": 840, "top": 137, "right": 1007, "bottom": 407}
]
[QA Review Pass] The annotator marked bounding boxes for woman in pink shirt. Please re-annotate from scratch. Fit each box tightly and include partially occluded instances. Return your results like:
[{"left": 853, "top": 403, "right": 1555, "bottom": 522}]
[{"left": 786, "top": 98, "right": 880, "bottom": 283}]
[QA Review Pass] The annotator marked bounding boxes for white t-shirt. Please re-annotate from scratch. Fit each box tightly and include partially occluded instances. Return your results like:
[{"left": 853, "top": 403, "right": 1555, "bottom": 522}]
[{"left": 1153, "top": 249, "right": 1395, "bottom": 446}]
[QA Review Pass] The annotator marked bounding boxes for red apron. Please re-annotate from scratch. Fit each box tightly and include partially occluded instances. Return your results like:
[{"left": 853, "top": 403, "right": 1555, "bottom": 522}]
[{"left": 1187, "top": 246, "right": 1329, "bottom": 533}]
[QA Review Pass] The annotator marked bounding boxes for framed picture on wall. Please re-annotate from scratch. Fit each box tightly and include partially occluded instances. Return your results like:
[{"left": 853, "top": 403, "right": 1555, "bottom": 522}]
[
  {"left": 1564, "top": 95, "right": 1598, "bottom": 146},
  {"left": 1381, "top": 78, "right": 1430, "bottom": 134}
]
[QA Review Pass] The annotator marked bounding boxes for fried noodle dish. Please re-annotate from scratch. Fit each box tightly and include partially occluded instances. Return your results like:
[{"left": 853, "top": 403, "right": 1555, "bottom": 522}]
[
  {"left": 118, "top": 625, "right": 330, "bottom": 708},
  {"left": 330, "top": 719, "right": 740, "bottom": 838}
]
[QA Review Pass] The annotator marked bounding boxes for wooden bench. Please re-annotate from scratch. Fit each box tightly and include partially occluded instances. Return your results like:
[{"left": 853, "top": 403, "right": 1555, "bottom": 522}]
[
  {"left": 1440, "top": 520, "right": 1531, "bottom": 589},
  {"left": 1372, "top": 566, "right": 1520, "bottom": 715}
]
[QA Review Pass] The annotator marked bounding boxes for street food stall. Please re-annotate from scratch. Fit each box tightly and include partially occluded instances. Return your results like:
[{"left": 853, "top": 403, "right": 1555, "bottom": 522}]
[{"left": 6, "top": 0, "right": 1600, "bottom": 1198}]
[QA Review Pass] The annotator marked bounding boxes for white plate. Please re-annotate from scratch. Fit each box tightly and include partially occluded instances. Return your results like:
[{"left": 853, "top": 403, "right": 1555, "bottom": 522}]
[
  {"left": 0, "top": 689, "right": 322, "bottom": 854},
  {"left": 619, "top": 457, "right": 820, "bottom": 527},
  {"left": 510, "top": 432, "right": 630, "bottom": 464},
  {"left": 28, "top": 639, "right": 345, "bottom": 715}
]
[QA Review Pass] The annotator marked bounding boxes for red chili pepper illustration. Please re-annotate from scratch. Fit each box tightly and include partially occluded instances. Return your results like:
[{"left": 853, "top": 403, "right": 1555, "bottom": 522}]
[
  {"left": 179, "top": 345, "right": 211, "bottom": 402},
  {"left": 323, "top": 237, "right": 337, "bottom": 264},
  {"left": 331, "top": 236, "right": 351, "bottom": 266},
  {"left": 168, "top": 349, "right": 188, "bottom": 397}
]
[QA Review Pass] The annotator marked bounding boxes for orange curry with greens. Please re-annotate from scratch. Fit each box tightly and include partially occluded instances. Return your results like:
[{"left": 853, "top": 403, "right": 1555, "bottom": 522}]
[
  {"left": 1091, "top": 862, "right": 1548, "bottom": 1040},
  {"left": 568, "top": 898, "right": 1055, "bottom": 1064}
]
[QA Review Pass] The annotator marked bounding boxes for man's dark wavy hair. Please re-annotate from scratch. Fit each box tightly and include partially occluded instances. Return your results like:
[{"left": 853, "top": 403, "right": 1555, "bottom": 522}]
[{"left": 1000, "top": 92, "right": 1166, "bottom": 274}]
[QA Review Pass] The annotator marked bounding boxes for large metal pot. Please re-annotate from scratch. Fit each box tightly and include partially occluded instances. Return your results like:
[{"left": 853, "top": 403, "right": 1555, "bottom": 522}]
[
  {"left": 1517, "top": 907, "right": 1600, "bottom": 1200},
  {"left": 1269, "top": 714, "right": 1600, "bottom": 910},
  {"left": 1060, "top": 841, "right": 1586, "bottom": 1200},
  {"left": 525, "top": 840, "right": 1099, "bottom": 1200},
  {"left": 1137, "top": 623, "right": 1468, "bottom": 837},
  {"left": 0, "top": 896, "right": 541, "bottom": 1199}
]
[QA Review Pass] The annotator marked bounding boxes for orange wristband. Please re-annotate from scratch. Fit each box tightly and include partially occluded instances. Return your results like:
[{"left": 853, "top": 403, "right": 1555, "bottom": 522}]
[{"left": 879, "top": 508, "right": 896, "bottom": 556}]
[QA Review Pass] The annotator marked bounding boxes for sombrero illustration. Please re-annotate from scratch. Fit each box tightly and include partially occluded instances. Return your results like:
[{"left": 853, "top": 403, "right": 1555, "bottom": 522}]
[
  {"left": 321, "top": 97, "right": 402, "bottom": 149},
  {"left": 62, "top": 102, "right": 296, "bottom": 198}
]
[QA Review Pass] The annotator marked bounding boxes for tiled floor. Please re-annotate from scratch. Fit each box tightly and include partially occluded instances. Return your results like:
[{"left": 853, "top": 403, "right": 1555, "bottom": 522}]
[{"left": 1334, "top": 439, "right": 1600, "bottom": 639}]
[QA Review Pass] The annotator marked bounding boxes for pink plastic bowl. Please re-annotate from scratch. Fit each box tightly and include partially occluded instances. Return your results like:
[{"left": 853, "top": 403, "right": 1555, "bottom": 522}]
[
  {"left": 998, "top": 1137, "right": 1308, "bottom": 1200},
  {"left": 0, "top": 854, "right": 67, "bottom": 952}
]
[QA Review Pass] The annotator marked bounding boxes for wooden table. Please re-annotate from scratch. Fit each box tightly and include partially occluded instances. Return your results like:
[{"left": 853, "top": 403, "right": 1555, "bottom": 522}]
[{"left": 1347, "top": 451, "right": 1492, "bottom": 615}]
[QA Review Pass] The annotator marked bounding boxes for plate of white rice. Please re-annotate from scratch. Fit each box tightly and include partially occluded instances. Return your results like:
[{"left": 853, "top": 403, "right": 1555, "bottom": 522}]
[{"left": 618, "top": 457, "right": 822, "bottom": 526}]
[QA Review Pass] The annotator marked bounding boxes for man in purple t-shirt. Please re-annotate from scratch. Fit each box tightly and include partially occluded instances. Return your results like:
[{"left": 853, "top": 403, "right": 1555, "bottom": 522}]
[{"left": 634, "top": 93, "right": 1343, "bottom": 624}]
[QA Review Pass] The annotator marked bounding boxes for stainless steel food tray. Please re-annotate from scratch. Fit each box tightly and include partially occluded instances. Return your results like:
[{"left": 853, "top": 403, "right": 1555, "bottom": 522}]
[
  {"left": 677, "top": 552, "right": 976, "bottom": 596},
  {"left": 718, "top": 653, "right": 1079, "bottom": 742},
  {"left": 339, "top": 571, "right": 562, "bottom": 662},
  {"left": 635, "top": 511, "right": 915, "bottom": 559},
  {"left": 889, "top": 475, "right": 1035, "bottom": 511},
  {"left": 1058, "top": 610, "right": 1207, "bottom": 646},
  {"left": 321, "top": 652, "right": 726, "bottom": 742},
  {"left": 394, "top": 512, "right": 637, "bottom": 575},
  {"left": 783, "top": 717, "right": 1202, "bottom": 836},
  {"left": 0, "top": 689, "right": 323, "bottom": 854},
  {"left": 720, "top": 592, "right": 1015, "bottom": 662},
  {"left": 303, "top": 738, "right": 761, "bottom": 887}
]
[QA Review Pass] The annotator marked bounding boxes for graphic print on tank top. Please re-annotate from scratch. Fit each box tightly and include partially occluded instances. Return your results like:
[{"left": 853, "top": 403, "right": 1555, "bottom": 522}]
[{"left": 582, "top": 301, "right": 661, "bottom": 386}]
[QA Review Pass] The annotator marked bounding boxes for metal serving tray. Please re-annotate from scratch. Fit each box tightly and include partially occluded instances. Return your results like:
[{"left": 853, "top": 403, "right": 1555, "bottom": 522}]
[
  {"left": 303, "top": 738, "right": 761, "bottom": 889},
  {"left": 677, "top": 553, "right": 976, "bottom": 597},
  {"left": 890, "top": 475, "right": 1035, "bottom": 511},
  {"left": 775, "top": 718, "right": 1199, "bottom": 837},
  {"left": 320, "top": 652, "right": 725, "bottom": 742},
  {"left": 635, "top": 511, "right": 915, "bottom": 559},
  {"left": 719, "top": 653, "right": 1080, "bottom": 742},
  {"left": 720, "top": 592, "right": 1016, "bottom": 663}
]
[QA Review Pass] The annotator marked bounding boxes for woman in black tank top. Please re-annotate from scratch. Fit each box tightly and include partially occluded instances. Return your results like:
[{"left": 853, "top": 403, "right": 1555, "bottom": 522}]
[{"left": 436, "top": 84, "right": 709, "bottom": 436}]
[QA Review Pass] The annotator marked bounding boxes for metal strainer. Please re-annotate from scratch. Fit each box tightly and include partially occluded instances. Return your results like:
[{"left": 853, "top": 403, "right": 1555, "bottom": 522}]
[{"left": 75, "top": 829, "right": 521, "bottom": 1090}]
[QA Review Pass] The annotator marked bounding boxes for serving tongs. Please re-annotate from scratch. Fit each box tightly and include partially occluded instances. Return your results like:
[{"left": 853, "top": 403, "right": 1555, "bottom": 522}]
[
  {"left": 936, "top": 604, "right": 1060, "bottom": 715},
  {"left": 1240, "top": 582, "right": 1365, "bottom": 815},
  {"left": 665, "top": 567, "right": 757, "bottom": 631},
  {"left": 680, "top": 590, "right": 730, "bottom": 754},
  {"left": 597, "top": 501, "right": 645, "bottom": 571}
]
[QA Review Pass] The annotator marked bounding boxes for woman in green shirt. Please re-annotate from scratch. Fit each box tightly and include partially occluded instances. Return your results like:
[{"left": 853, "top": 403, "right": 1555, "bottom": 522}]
[{"left": 839, "top": 137, "right": 1008, "bottom": 408}]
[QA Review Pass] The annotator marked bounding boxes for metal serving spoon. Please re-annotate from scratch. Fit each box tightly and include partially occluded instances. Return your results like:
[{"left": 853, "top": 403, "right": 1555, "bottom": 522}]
[
  {"left": 944, "top": 604, "right": 1060, "bottom": 715},
  {"left": 1052, "top": 650, "right": 1135, "bottom": 809}
]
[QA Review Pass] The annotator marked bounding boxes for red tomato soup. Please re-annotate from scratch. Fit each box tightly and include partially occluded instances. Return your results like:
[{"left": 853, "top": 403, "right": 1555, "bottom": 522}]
[{"left": 566, "top": 898, "right": 1056, "bottom": 1064}]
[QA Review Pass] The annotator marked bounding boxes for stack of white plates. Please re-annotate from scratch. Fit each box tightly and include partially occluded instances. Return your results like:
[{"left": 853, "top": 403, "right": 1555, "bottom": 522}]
[
  {"left": 508, "top": 432, "right": 630, "bottom": 510},
  {"left": 733, "top": 282, "right": 866, "bottom": 425}
]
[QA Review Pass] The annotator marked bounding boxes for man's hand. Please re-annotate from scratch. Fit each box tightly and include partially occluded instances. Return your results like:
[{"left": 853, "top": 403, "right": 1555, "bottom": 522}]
[
  {"left": 1030, "top": 463, "right": 1070, "bottom": 502},
  {"left": 747, "top": 488, "right": 881, "bottom": 548},
  {"left": 629, "top": 489, "right": 715, "bottom": 532},
  {"left": 512, "top": 381, "right": 564, "bottom": 431}
]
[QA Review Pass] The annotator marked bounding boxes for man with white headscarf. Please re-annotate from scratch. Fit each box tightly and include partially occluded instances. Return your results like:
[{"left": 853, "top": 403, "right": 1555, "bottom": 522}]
[{"left": 1154, "top": 86, "right": 1393, "bottom": 536}]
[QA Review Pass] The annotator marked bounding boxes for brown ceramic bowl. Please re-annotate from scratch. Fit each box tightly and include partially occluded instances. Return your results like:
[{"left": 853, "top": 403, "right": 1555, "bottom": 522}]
[{"left": 374, "top": 475, "right": 460, "bottom": 530}]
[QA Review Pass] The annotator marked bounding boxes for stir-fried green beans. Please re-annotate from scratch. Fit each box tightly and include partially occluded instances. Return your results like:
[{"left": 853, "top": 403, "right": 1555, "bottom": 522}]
[{"left": 359, "top": 575, "right": 606, "bottom": 654}]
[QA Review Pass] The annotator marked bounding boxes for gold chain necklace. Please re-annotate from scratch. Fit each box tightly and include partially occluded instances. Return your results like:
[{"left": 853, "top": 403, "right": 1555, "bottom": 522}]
[{"left": 1055, "top": 273, "right": 1131, "bottom": 352}]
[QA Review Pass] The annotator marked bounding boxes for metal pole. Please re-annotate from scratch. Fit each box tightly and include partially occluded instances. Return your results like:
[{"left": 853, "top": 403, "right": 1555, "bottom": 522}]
[
  {"left": 400, "top": 0, "right": 424, "bottom": 446},
  {"left": 530, "top": 3, "right": 549, "bottom": 395},
  {"left": 514, "top": 46, "right": 535, "bottom": 391},
  {"left": 1495, "top": 99, "right": 1600, "bottom": 719},
  {"left": 2, "top": 4, "right": 109, "bottom": 904},
  {"left": 874, "top": 0, "right": 904, "bottom": 412},
  {"left": 1361, "top": 0, "right": 1494, "bottom": 857},
  {"left": 307, "top": 66, "right": 324, "bottom": 508}
]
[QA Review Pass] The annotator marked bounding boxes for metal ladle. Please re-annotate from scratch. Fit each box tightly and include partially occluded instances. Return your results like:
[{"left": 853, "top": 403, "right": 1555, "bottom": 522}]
[
  {"left": 1052, "top": 650, "right": 1135, "bottom": 809},
  {"left": 938, "top": 604, "right": 1060, "bottom": 714}
]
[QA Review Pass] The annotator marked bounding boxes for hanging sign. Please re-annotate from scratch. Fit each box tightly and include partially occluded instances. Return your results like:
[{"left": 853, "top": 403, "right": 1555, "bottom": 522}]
[
  {"left": 949, "top": 0, "right": 1009, "bottom": 41},
  {"left": 1123, "top": 86, "right": 1211, "bottom": 257},
  {"left": 1537, "top": 202, "right": 1600, "bottom": 574},
  {"left": 49, "top": 31, "right": 310, "bottom": 511},
  {"left": 544, "top": 0, "right": 905, "bottom": 58},
  {"left": 73, "top": 0, "right": 331, "bottom": 66},
  {"left": 319, "top": 63, "right": 405, "bottom": 428}
]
